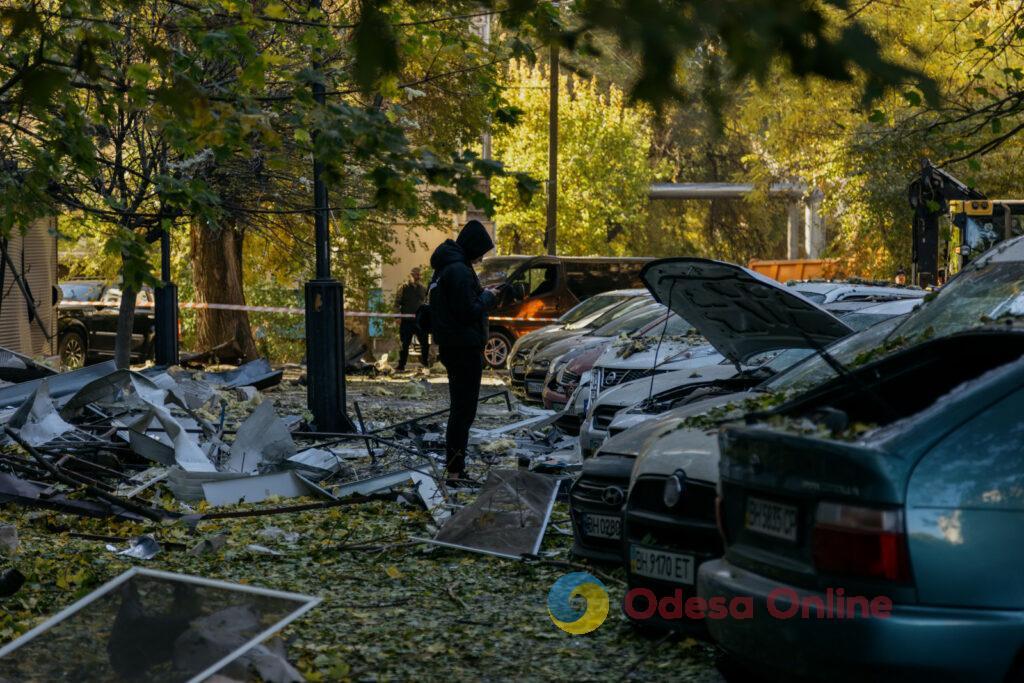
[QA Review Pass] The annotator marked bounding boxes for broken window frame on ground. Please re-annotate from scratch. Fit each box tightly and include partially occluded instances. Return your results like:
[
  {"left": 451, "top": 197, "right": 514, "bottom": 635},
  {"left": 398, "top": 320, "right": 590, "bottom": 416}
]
[{"left": 0, "top": 567, "right": 321, "bottom": 683}]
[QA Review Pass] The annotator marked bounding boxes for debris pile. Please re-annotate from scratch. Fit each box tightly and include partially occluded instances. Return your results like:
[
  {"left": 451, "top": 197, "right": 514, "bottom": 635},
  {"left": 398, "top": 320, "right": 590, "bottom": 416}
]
[{"left": 0, "top": 348, "right": 594, "bottom": 678}]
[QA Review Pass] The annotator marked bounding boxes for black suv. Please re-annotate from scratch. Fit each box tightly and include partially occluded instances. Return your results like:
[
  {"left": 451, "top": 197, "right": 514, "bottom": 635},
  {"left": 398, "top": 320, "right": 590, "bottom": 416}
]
[{"left": 57, "top": 281, "right": 156, "bottom": 368}]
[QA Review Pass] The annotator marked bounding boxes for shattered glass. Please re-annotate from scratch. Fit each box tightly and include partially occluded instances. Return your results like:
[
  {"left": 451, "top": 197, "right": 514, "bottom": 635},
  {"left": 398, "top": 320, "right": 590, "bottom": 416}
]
[
  {"left": 0, "top": 568, "right": 318, "bottom": 683},
  {"left": 428, "top": 469, "right": 559, "bottom": 558}
]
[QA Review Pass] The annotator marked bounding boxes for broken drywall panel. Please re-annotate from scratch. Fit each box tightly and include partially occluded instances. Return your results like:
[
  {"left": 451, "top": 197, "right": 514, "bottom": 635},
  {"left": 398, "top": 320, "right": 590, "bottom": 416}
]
[
  {"left": 201, "top": 471, "right": 317, "bottom": 507},
  {"left": 5, "top": 379, "right": 76, "bottom": 446},
  {"left": 225, "top": 401, "right": 296, "bottom": 474},
  {"left": 0, "top": 360, "right": 117, "bottom": 409}
]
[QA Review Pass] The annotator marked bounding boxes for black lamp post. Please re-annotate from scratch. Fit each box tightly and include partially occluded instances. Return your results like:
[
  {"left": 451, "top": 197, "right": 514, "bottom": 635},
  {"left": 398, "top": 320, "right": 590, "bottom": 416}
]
[
  {"left": 304, "top": 13, "right": 354, "bottom": 433},
  {"left": 153, "top": 225, "right": 179, "bottom": 366}
]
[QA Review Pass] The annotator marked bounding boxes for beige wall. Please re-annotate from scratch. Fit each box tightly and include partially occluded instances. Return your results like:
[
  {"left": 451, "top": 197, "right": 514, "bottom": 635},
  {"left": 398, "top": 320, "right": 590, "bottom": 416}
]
[
  {"left": 380, "top": 213, "right": 495, "bottom": 303},
  {"left": 0, "top": 217, "right": 58, "bottom": 357}
]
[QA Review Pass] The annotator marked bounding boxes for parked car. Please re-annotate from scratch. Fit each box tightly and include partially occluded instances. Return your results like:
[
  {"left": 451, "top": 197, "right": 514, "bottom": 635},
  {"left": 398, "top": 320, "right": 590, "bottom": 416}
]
[
  {"left": 699, "top": 237, "right": 1024, "bottom": 679},
  {"left": 507, "top": 289, "right": 647, "bottom": 374},
  {"left": 781, "top": 280, "right": 923, "bottom": 308},
  {"left": 567, "top": 258, "right": 857, "bottom": 564},
  {"left": 582, "top": 297, "right": 923, "bottom": 457},
  {"left": 477, "top": 255, "right": 651, "bottom": 367},
  {"left": 511, "top": 297, "right": 659, "bottom": 402},
  {"left": 57, "top": 283, "right": 156, "bottom": 369}
]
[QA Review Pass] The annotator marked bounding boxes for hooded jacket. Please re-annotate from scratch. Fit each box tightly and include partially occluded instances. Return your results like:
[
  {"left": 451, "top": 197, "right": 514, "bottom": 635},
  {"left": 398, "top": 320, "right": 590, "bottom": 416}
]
[{"left": 428, "top": 220, "right": 497, "bottom": 349}]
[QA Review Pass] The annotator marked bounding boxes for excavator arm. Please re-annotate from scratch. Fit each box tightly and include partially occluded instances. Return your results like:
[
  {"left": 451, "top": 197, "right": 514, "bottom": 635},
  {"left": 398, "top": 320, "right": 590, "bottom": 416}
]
[{"left": 907, "top": 159, "right": 985, "bottom": 286}]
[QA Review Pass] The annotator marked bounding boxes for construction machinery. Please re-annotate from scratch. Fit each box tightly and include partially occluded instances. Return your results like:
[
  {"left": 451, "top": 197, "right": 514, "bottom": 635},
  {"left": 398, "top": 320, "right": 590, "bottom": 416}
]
[{"left": 908, "top": 159, "right": 1024, "bottom": 286}]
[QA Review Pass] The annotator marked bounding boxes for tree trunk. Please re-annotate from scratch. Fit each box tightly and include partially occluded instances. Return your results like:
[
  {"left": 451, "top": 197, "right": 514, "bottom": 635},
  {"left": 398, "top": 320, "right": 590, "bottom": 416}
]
[
  {"left": 189, "top": 217, "right": 258, "bottom": 363},
  {"left": 114, "top": 275, "right": 137, "bottom": 370}
]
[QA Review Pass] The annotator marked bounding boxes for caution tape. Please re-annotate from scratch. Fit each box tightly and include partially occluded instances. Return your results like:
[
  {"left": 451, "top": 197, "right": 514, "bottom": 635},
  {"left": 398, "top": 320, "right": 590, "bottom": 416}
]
[{"left": 59, "top": 300, "right": 558, "bottom": 322}]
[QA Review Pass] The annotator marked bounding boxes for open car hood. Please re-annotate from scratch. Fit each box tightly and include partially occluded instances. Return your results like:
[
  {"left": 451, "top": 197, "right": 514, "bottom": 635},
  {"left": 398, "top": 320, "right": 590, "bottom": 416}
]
[{"left": 642, "top": 258, "right": 853, "bottom": 365}]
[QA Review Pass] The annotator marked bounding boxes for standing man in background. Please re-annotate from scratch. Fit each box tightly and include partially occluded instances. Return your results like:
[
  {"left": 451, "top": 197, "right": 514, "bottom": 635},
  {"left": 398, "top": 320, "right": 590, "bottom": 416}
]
[
  {"left": 428, "top": 220, "right": 501, "bottom": 482},
  {"left": 394, "top": 266, "right": 428, "bottom": 372}
]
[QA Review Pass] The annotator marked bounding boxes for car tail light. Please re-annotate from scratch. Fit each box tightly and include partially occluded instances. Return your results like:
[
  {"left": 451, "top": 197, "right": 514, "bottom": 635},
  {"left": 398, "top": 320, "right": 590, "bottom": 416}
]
[{"left": 812, "top": 502, "right": 911, "bottom": 583}]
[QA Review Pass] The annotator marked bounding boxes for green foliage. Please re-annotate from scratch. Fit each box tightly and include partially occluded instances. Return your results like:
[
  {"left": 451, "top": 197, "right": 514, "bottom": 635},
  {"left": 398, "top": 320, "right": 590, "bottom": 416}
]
[{"left": 491, "top": 60, "right": 661, "bottom": 255}]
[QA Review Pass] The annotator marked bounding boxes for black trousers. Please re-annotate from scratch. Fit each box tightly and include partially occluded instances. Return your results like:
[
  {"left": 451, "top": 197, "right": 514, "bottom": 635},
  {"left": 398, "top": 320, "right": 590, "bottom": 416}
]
[
  {"left": 398, "top": 319, "right": 429, "bottom": 369},
  {"left": 439, "top": 345, "right": 483, "bottom": 474}
]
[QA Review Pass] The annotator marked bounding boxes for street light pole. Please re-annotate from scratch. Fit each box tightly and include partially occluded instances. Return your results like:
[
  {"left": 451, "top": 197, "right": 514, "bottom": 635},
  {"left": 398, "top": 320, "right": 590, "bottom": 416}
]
[
  {"left": 153, "top": 224, "right": 179, "bottom": 366},
  {"left": 545, "top": 42, "right": 559, "bottom": 256},
  {"left": 304, "top": 0, "right": 353, "bottom": 433}
]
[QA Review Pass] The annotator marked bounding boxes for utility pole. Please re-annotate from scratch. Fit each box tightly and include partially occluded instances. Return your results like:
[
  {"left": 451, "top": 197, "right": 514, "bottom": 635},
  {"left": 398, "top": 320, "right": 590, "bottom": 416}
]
[
  {"left": 545, "top": 42, "right": 558, "bottom": 256},
  {"left": 304, "top": 0, "right": 354, "bottom": 433}
]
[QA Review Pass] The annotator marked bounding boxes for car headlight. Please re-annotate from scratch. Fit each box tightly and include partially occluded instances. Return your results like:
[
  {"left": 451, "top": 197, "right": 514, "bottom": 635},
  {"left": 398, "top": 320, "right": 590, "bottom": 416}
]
[{"left": 662, "top": 469, "right": 687, "bottom": 508}]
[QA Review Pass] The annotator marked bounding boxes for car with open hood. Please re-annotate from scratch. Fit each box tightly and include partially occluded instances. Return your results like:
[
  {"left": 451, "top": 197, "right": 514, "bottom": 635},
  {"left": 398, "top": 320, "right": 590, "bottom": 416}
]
[
  {"left": 586, "top": 297, "right": 923, "bottom": 456},
  {"left": 570, "top": 287, "right": 921, "bottom": 569},
  {"left": 698, "top": 235, "right": 1024, "bottom": 680},
  {"left": 568, "top": 257, "right": 855, "bottom": 563},
  {"left": 584, "top": 280, "right": 911, "bottom": 408},
  {"left": 574, "top": 261, "right": 868, "bottom": 460}
]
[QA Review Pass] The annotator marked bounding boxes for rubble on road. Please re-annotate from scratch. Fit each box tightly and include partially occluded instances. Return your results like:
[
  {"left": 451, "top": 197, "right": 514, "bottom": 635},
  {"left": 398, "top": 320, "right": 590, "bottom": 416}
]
[{"left": 0, "top": 349, "right": 628, "bottom": 680}]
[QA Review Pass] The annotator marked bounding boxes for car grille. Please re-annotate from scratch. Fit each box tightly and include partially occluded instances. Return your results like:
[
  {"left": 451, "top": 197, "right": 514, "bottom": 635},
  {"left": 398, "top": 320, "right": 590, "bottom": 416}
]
[
  {"left": 629, "top": 475, "right": 717, "bottom": 522},
  {"left": 591, "top": 405, "right": 620, "bottom": 431},
  {"left": 561, "top": 370, "right": 581, "bottom": 386},
  {"left": 601, "top": 368, "right": 655, "bottom": 391},
  {"left": 572, "top": 477, "right": 624, "bottom": 505}
]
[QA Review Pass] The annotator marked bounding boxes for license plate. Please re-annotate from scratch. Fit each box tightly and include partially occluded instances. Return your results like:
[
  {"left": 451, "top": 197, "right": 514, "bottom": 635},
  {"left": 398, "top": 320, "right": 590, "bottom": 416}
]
[
  {"left": 582, "top": 513, "right": 620, "bottom": 540},
  {"left": 629, "top": 545, "right": 694, "bottom": 584},
  {"left": 527, "top": 381, "right": 544, "bottom": 394},
  {"left": 745, "top": 497, "right": 798, "bottom": 541}
]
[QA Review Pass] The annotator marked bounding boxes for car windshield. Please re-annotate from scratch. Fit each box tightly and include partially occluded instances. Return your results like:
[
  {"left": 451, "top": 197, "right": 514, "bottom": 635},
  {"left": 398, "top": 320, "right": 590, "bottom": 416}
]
[
  {"left": 591, "top": 304, "right": 665, "bottom": 337},
  {"left": 637, "top": 312, "right": 694, "bottom": 338},
  {"left": 764, "top": 256, "right": 1024, "bottom": 394},
  {"left": 566, "top": 296, "right": 649, "bottom": 330},
  {"left": 559, "top": 293, "right": 626, "bottom": 324},
  {"left": 59, "top": 282, "right": 103, "bottom": 302},
  {"left": 477, "top": 258, "right": 525, "bottom": 286}
]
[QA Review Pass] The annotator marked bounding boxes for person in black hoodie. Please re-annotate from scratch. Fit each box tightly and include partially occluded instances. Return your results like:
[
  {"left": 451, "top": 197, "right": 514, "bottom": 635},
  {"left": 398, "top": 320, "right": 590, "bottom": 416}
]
[{"left": 428, "top": 220, "right": 500, "bottom": 481}]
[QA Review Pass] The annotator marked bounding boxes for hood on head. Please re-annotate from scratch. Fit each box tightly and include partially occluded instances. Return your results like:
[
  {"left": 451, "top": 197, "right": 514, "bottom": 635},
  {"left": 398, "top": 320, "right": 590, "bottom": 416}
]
[
  {"left": 641, "top": 258, "right": 852, "bottom": 365},
  {"left": 456, "top": 220, "right": 494, "bottom": 261},
  {"left": 430, "top": 239, "right": 466, "bottom": 271}
]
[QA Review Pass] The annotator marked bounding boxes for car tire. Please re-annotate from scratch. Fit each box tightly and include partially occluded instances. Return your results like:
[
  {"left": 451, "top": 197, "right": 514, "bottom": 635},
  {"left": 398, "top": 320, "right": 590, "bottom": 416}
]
[
  {"left": 59, "top": 330, "right": 87, "bottom": 370},
  {"left": 484, "top": 331, "right": 513, "bottom": 369}
]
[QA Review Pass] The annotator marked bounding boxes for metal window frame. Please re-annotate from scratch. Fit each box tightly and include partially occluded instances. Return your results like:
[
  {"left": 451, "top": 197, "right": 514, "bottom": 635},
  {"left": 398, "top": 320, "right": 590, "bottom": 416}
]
[{"left": 0, "top": 567, "right": 321, "bottom": 683}]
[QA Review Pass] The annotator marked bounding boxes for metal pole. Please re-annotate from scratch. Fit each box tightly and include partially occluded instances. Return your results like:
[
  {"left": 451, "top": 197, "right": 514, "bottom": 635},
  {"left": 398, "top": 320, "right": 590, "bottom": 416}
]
[
  {"left": 304, "top": 0, "right": 353, "bottom": 432},
  {"left": 545, "top": 42, "right": 559, "bottom": 256},
  {"left": 153, "top": 224, "right": 179, "bottom": 366}
]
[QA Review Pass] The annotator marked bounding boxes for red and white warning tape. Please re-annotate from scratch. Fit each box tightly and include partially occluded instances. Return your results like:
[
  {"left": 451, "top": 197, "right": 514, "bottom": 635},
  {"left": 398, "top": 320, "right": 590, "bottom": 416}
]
[{"left": 59, "top": 300, "right": 558, "bottom": 322}]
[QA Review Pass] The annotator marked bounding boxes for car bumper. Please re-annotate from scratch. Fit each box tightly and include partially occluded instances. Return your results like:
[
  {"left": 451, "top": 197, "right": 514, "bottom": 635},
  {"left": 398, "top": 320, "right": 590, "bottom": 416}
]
[
  {"left": 568, "top": 477, "right": 628, "bottom": 565},
  {"left": 578, "top": 419, "right": 609, "bottom": 459},
  {"left": 623, "top": 505, "right": 721, "bottom": 633},
  {"left": 698, "top": 558, "right": 1024, "bottom": 682},
  {"left": 542, "top": 386, "right": 569, "bottom": 411}
]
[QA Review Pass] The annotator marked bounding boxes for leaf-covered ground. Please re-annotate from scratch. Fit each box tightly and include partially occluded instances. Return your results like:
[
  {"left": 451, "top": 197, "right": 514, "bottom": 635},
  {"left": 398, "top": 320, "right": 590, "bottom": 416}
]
[{"left": 0, "top": 375, "right": 725, "bottom": 682}]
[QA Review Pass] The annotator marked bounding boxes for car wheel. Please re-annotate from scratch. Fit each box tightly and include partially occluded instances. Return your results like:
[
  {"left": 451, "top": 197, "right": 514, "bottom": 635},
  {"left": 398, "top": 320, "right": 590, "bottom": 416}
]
[
  {"left": 484, "top": 331, "right": 513, "bottom": 368},
  {"left": 59, "top": 331, "right": 86, "bottom": 370}
]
